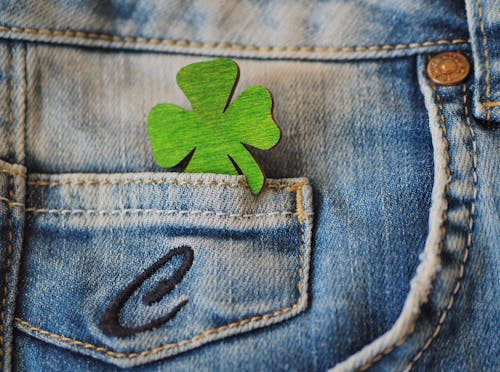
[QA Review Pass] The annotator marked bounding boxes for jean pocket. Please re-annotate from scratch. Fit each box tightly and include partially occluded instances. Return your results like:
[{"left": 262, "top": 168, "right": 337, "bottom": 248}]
[{"left": 15, "top": 172, "right": 313, "bottom": 367}]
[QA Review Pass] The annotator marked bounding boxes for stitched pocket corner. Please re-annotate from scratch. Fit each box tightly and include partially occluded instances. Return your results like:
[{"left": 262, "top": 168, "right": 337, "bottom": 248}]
[{"left": 16, "top": 172, "right": 313, "bottom": 367}]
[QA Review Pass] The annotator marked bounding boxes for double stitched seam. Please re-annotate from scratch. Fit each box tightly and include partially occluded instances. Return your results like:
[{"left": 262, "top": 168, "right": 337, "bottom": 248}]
[
  {"left": 295, "top": 184, "right": 307, "bottom": 297},
  {"left": 476, "top": 0, "right": 492, "bottom": 121},
  {"left": 0, "top": 26, "right": 468, "bottom": 54},
  {"left": 13, "top": 42, "right": 26, "bottom": 165},
  {"left": 23, "top": 42, "right": 27, "bottom": 164},
  {"left": 14, "top": 186, "right": 309, "bottom": 359},
  {"left": 7, "top": 42, "right": 14, "bottom": 163},
  {"left": 26, "top": 179, "right": 298, "bottom": 189},
  {"left": 25, "top": 208, "right": 303, "bottom": 219},
  {"left": 405, "top": 85, "right": 478, "bottom": 371},
  {"left": 356, "top": 82, "right": 452, "bottom": 371},
  {"left": 0, "top": 176, "right": 14, "bottom": 369},
  {"left": 0, "top": 49, "right": 16, "bottom": 367}
]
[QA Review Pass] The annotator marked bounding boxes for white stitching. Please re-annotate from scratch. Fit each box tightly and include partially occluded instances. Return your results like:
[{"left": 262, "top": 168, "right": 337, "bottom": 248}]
[
  {"left": 25, "top": 208, "right": 301, "bottom": 219},
  {"left": 26, "top": 178, "right": 303, "bottom": 189}
]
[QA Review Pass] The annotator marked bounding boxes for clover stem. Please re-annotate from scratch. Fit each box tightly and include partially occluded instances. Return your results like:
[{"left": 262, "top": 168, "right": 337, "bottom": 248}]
[{"left": 229, "top": 145, "right": 265, "bottom": 195}]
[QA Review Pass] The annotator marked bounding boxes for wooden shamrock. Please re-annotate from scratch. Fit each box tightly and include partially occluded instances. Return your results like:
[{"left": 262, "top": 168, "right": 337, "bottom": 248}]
[{"left": 147, "top": 58, "right": 281, "bottom": 195}]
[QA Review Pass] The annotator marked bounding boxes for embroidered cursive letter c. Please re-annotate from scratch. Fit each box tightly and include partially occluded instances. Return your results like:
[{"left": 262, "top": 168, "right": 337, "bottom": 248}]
[{"left": 100, "top": 246, "right": 194, "bottom": 337}]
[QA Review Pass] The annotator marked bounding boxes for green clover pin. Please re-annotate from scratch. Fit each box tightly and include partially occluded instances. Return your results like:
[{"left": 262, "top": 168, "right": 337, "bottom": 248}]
[{"left": 147, "top": 58, "right": 281, "bottom": 195}]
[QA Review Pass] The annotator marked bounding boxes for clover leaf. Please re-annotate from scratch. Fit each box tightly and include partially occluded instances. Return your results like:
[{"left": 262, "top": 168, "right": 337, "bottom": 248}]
[{"left": 147, "top": 58, "right": 281, "bottom": 195}]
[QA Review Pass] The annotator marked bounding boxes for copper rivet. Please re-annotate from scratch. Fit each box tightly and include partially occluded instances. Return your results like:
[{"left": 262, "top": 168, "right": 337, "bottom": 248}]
[{"left": 427, "top": 52, "right": 470, "bottom": 86}]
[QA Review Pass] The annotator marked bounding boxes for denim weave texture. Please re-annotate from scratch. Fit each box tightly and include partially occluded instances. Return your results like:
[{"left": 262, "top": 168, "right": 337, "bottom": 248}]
[{"left": 0, "top": 0, "right": 498, "bottom": 371}]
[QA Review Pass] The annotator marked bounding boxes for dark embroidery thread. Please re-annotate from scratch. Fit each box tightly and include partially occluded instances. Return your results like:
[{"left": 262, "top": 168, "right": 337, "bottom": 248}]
[{"left": 100, "top": 246, "right": 194, "bottom": 337}]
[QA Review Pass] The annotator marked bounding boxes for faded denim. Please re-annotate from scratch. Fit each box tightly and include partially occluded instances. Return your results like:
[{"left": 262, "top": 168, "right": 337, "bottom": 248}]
[{"left": 0, "top": 1, "right": 499, "bottom": 371}]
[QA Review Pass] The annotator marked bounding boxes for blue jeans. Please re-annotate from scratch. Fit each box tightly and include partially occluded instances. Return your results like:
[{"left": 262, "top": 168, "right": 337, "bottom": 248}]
[{"left": 0, "top": 0, "right": 498, "bottom": 370}]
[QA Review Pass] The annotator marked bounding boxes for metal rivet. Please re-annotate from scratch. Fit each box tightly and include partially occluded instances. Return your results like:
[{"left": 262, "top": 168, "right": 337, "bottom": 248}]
[{"left": 427, "top": 52, "right": 470, "bottom": 86}]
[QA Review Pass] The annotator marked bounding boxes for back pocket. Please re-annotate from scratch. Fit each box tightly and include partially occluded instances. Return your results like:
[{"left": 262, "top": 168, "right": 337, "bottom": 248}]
[{"left": 16, "top": 172, "right": 313, "bottom": 367}]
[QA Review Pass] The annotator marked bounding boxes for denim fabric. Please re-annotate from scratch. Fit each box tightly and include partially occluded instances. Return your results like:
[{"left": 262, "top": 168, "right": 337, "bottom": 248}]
[
  {"left": 465, "top": 0, "right": 500, "bottom": 122},
  {"left": 18, "top": 173, "right": 313, "bottom": 368},
  {"left": 0, "top": 1, "right": 499, "bottom": 371}
]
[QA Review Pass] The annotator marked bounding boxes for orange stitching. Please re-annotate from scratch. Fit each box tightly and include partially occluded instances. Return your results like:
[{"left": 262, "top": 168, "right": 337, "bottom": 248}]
[
  {"left": 293, "top": 184, "right": 306, "bottom": 224},
  {"left": 0, "top": 196, "right": 23, "bottom": 208},
  {"left": 405, "top": 85, "right": 477, "bottom": 371},
  {"left": 0, "top": 25, "right": 469, "bottom": 54},
  {"left": 484, "top": 101, "right": 500, "bottom": 108},
  {"left": 476, "top": 0, "right": 492, "bottom": 122},
  {"left": 14, "top": 186, "right": 309, "bottom": 360},
  {"left": 356, "top": 81, "right": 452, "bottom": 372},
  {"left": 0, "top": 169, "right": 25, "bottom": 178},
  {"left": 26, "top": 178, "right": 306, "bottom": 190},
  {"left": 15, "top": 304, "right": 302, "bottom": 358},
  {"left": 296, "top": 185, "right": 307, "bottom": 297}
]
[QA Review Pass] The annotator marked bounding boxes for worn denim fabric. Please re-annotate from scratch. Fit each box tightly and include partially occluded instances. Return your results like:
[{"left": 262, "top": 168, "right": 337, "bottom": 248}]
[{"left": 0, "top": 1, "right": 499, "bottom": 371}]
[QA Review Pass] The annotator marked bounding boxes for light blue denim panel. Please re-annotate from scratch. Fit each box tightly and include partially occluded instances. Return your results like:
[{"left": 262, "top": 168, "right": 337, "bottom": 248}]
[{"left": 16, "top": 172, "right": 313, "bottom": 367}]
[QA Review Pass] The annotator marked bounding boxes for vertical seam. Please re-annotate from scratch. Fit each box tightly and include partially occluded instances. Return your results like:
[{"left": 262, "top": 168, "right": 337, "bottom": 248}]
[
  {"left": 0, "top": 175, "right": 14, "bottom": 370},
  {"left": 23, "top": 42, "right": 27, "bottom": 165},
  {"left": 295, "top": 184, "right": 306, "bottom": 297},
  {"left": 16, "top": 43, "right": 26, "bottom": 164},
  {"left": 405, "top": 85, "right": 477, "bottom": 371},
  {"left": 294, "top": 184, "right": 306, "bottom": 224},
  {"left": 23, "top": 42, "right": 27, "bottom": 164},
  {"left": 476, "top": 0, "right": 491, "bottom": 122},
  {"left": 7, "top": 42, "right": 14, "bottom": 164},
  {"left": 0, "top": 41, "right": 15, "bottom": 368}
]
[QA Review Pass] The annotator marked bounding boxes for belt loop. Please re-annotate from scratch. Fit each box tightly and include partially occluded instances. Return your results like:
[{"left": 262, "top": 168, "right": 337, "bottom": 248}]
[{"left": 465, "top": 0, "right": 500, "bottom": 124}]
